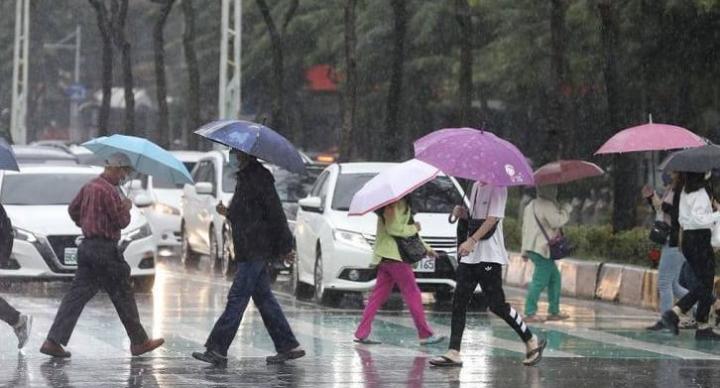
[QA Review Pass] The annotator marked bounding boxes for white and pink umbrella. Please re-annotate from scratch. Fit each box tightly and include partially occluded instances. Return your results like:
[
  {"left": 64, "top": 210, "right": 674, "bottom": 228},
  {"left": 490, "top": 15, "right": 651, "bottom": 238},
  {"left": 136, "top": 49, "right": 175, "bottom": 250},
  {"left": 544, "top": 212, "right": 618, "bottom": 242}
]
[
  {"left": 534, "top": 160, "right": 604, "bottom": 186},
  {"left": 595, "top": 122, "right": 704, "bottom": 154},
  {"left": 348, "top": 159, "right": 440, "bottom": 216}
]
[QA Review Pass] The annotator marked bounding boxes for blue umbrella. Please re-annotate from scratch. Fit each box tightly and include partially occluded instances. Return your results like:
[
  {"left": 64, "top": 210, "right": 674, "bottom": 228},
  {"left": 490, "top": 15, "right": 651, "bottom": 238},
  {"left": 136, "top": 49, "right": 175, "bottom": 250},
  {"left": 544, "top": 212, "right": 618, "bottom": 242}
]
[
  {"left": 0, "top": 137, "right": 19, "bottom": 171},
  {"left": 83, "top": 135, "right": 193, "bottom": 184},
  {"left": 195, "top": 120, "right": 306, "bottom": 174}
]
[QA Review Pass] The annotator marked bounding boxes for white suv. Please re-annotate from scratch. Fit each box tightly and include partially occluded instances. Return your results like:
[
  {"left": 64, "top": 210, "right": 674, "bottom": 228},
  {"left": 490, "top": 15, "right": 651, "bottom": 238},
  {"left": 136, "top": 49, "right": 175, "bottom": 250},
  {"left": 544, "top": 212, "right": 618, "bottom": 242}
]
[
  {"left": 293, "top": 163, "right": 466, "bottom": 305},
  {"left": 0, "top": 165, "right": 157, "bottom": 292}
]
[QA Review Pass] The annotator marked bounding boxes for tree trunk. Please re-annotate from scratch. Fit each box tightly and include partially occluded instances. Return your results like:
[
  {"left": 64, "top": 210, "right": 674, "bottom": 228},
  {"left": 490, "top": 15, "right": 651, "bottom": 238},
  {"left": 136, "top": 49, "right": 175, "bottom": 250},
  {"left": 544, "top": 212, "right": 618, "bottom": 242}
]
[
  {"left": 545, "top": 0, "right": 569, "bottom": 163},
  {"left": 339, "top": 0, "right": 357, "bottom": 162},
  {"left": 255, "top": 0, "right": 299, "bottom": 138},
  {"left": 89, "top": 0, "right": 113, "bottom": 136},
  {"left": 599, "top": 0, "right": 637, "bottom": 232},
  {"left": 153, "top": 0, "right": 176, "bottom": 148},
  {"left": 110, "top": 0, "right": 135, "bottom": 135},
  {"left": 384, "top": 0, "right": 408, "bottom": 161},
  {"left": 181, "top": 0, "right": 201, "bottom": 149},
  {"left": 455, "top": 0, "right": 473, "bottom": 127}
]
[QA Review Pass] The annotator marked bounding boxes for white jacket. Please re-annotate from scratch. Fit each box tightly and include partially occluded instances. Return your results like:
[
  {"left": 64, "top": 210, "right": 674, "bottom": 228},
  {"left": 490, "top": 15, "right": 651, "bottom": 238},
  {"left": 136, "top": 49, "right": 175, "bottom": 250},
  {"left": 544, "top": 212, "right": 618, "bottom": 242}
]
[{"left": 521, "top": 198, "right": 571, "bottom": 259}]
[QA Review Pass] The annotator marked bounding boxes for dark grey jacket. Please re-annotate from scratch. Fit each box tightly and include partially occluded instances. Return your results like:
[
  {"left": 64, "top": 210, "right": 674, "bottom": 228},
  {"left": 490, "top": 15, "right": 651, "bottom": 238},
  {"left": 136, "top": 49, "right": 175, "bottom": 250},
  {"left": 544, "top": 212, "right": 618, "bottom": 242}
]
[
  {"left": 227, "top": 161, "right": 294, "bottom": 261},
  {"left": 0, "top": 204, "right": 13, "bottom": 265}
]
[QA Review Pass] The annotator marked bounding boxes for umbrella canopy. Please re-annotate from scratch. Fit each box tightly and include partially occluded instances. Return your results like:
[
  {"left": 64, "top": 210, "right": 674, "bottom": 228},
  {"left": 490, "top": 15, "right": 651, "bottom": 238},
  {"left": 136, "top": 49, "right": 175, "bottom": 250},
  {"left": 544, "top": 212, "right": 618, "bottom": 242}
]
[
  {"left": 659, "top": 144, "right": 720, "bottom": 173},
  {"left": 534, "top": 160, "right": 604, "bottom": 186},
  {"left": 83, "top": 135, "right": 193, "bottom": 184},
  {"left": 0, "top": 138, "right": 19, "bottom": 171},
  {"left": 348, "top": 159, "right": 440, "bottom": 216},
  {"left": 195, "top": 120, "right": 305, "bottom": 174},
  {"left": 595, "top": 123, "right": 704, "bottom": 154},
  {"left": 414, "top": 127, "right": 534, "bottom": 186}
]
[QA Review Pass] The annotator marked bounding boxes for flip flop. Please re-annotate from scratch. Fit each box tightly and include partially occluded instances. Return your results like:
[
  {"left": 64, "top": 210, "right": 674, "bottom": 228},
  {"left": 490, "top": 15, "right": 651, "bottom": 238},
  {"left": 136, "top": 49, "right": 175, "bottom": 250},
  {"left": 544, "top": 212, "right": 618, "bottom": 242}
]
[
  {"left": 429, "top": 355, "right": 463, "bottom": 367},
  {"left": 523, "top": 338, "right": 547, "bottom": 366},
  {"left": 354, "top": 338, "right": 382, "bottom": 345}
]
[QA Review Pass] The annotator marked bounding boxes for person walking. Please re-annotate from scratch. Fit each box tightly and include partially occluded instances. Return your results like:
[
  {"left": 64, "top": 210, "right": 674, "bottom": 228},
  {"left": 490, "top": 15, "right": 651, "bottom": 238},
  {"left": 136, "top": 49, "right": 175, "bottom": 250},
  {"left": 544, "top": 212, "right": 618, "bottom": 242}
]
[
  {"left": 0, "top": 201, "right": 32, "bottom": 349},
  {"left": 353, "top": 197, "right": 446, "bottom": 345},
  {"left": 521, "top": 185, "right": 572, "bottom": 323},
  {"left": 40, "top": 153, "right": 164, "bottom": 358},
  {"left": 430, "top": 182, "right": 546, "bottom": 367},
  {"left": 662, "top": 171, "right": 720, "bottom": 340},
  {"left": 192, "top": 150, "right": 304, "bottom": 366}
]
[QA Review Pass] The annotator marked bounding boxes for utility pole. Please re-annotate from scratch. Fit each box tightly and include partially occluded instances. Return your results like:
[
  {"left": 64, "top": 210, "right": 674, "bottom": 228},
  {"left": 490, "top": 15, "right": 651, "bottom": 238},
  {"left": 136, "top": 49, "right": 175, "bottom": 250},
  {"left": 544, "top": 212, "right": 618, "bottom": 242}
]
[
  {"left": 10, "top": 0, "right": 30, "bottom": 144},
  {"left": 45, "top": 25, "right": 84, "bottom": 143},
  {"left": 218, "top": 0, "right": 242, "bottom": 121}
]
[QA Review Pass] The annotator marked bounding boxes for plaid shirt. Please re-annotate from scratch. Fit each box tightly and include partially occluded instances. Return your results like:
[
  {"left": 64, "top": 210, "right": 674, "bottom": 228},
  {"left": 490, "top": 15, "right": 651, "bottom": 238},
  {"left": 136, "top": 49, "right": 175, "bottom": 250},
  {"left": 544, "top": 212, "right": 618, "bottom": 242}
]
[{"left": 68, "top": 173, "right": 131, "bottom": 241}]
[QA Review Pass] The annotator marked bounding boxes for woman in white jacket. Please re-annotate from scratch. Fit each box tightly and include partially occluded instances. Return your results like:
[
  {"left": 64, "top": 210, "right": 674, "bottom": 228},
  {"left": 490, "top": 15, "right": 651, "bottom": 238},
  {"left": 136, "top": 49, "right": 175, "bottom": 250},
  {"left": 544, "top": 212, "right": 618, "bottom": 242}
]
[
  {"left": 662, "top": 172, "right": 720, "bottom": 340},
  {"left": 521, "top": 185, "right": 571, "bottom": 322}
]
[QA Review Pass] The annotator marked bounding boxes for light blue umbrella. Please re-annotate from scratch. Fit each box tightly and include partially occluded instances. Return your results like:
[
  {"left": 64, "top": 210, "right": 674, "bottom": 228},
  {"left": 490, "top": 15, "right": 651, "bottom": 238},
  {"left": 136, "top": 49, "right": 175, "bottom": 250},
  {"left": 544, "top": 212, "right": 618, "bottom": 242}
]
[
  {"left": 0, "top": 138, "right": 19, "bottom": 171},
  {"left": 83, "top": 135, "right": 193, "bottom": 184}
]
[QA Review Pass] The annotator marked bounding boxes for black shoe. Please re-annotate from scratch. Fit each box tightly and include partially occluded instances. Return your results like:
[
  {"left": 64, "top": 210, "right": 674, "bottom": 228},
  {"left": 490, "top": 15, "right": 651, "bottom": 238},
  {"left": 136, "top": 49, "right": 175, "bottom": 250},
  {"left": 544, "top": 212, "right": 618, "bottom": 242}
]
[
  {"left": 645, "top": 321, "right": 665, "bottom": 331},
  {"left": 192, "top": 350, "right": 227, "bottom": 366},
  {"left": 661, "top": 310, "right": 680, "bottom": 335},
  {"left": 266, "top": 348, "right": 306, "bottom": 364},
  {"left": 695, "top": 328, "right": 720, "bottom": 341}
]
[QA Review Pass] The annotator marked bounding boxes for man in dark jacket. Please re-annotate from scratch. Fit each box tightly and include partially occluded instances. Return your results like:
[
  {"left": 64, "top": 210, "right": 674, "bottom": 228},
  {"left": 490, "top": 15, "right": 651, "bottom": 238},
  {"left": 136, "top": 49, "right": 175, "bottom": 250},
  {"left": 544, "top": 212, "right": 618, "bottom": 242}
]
[
  {"left": 193, "top": 150, "right": 304, "bottom": 365},
  {"left": 0, "top": 203, "right": 32, "bottom": 349}
]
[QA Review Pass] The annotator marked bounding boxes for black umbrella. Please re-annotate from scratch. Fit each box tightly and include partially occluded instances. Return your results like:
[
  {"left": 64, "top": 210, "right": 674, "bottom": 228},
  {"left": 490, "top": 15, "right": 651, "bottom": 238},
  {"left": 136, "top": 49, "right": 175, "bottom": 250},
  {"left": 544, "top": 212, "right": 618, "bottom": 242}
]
[{"left": 659, "top": 144, "right": 720, "bottom": 172}]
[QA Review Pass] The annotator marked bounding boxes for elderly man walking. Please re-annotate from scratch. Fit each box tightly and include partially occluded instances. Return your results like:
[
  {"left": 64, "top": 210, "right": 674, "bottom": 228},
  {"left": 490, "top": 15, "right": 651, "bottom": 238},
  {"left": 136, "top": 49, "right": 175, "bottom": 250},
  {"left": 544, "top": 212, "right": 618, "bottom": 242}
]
[
  {"left": 40, "top": 153, "right": 164, "bottom": 358},
  {"left": 0, "top": 201, "right": 32, "bottom": 349},
  {"left": 192, "top": 150, "right": 304, "bottom": 366}
]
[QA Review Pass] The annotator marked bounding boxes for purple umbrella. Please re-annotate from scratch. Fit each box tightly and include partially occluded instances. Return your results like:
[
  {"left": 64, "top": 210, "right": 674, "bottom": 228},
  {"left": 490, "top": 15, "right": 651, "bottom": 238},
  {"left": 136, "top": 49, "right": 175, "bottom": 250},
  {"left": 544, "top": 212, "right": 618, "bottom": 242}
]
[{"left": 414, "top": 127, "right": 534, "bottom": 186}]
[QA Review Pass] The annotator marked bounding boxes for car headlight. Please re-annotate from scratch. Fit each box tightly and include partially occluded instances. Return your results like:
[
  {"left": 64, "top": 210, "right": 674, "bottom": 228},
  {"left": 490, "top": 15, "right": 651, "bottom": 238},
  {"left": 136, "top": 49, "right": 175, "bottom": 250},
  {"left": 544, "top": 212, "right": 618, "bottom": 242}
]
[
  {"left": 152, "top": 202, "right": 181, "bottom": 216},
  {"left": 333, "top": 229, "right": 371, "bottom": 250},
  {"left": 121, "top": 223, "right": 153, "bottom": 243},
  {"left": 13, "top": 227, "right": 38, "bottom": 243}
]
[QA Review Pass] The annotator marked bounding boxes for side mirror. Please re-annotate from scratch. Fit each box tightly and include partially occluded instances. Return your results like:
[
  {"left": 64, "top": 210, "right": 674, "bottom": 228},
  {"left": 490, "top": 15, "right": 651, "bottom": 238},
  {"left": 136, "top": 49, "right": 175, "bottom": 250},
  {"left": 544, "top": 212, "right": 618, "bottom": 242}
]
[
  {"left": 298, "top": 196, "right": 323, "bottom": 213},
  {"left": 133, "top": 194, "right": 153, "bottom": 208},
  {"left": 195, "top": 182, "right": 214, "bottom": 196}
]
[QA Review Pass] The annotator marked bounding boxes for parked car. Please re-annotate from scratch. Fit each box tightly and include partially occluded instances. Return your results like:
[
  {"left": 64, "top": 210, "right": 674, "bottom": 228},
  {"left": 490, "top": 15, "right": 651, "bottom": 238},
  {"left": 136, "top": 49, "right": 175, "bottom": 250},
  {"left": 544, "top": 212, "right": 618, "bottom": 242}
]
[
  {"left": 125, "top": 151, "right": 204, "bottom": 258},
  {"left": 12, "top": 145, "right": 79, "bottom": 165},
  {"left": 0, "top": 165, "right": 157, "bottom": 292},
  {"left": 293, "top": 162, "right": 467, "bottom": 305}
]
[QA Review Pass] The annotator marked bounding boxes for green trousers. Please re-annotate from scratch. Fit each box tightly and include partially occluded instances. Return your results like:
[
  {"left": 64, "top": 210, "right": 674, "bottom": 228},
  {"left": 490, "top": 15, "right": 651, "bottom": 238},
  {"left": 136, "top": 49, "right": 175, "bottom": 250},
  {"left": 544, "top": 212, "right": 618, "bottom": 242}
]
[{"left": 524, "top": 251, "right": 561, "bottom": 316}]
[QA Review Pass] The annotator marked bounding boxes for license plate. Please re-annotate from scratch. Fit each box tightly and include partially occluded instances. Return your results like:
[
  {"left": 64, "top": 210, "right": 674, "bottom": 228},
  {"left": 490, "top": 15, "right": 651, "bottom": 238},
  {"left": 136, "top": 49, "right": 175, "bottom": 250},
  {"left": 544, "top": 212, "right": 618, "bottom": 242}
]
[
  {"left": 414, "top": 256, "right": 435, "bottom": 273},
  {"left": 64, "top": 248, "right": 78, "bottom": 266}
]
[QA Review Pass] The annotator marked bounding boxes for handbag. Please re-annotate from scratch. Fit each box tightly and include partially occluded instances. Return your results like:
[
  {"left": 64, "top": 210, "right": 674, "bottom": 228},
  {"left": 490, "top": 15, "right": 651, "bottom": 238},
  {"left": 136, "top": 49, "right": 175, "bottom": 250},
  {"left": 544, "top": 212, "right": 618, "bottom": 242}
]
[
  {"left": 392, "top": 213, "right": 427, "bottom": 264},
  {"left": 533, "top": 204, "right": 572, "bottom": 260},
  {"left": 453, "top": 185, "right": 497, "bottom": 245},
  {"left": 649, "top": 221, "right": 671, "bottom": 245}
]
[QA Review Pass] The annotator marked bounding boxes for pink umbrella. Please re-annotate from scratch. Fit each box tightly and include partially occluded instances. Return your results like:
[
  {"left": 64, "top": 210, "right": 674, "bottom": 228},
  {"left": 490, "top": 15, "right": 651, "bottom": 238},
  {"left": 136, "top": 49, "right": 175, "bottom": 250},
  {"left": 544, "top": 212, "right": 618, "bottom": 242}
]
[
  {"left": 595, "top": 122, "right": 704, "bottom": 154},
  {"left": 534, "top": 160, "right": 604, "bottom": 186}
]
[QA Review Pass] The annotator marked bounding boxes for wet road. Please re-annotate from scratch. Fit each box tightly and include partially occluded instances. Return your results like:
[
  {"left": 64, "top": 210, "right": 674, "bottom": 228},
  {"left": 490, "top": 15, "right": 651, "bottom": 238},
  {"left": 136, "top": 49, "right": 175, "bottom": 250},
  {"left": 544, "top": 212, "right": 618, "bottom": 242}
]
[{"left": 2, "top": 261, "right": 720, "bottom": 387}]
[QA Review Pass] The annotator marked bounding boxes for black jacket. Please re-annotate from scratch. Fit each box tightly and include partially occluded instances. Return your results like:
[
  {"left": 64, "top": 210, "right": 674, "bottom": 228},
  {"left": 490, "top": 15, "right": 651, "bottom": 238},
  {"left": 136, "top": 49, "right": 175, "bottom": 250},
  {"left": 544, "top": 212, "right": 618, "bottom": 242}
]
[
  {"left": 0, "top": 204, "right": 13, "bottom": 265},
  {"left": 227, "top": 161, "right": 294, "bottom": 261}
]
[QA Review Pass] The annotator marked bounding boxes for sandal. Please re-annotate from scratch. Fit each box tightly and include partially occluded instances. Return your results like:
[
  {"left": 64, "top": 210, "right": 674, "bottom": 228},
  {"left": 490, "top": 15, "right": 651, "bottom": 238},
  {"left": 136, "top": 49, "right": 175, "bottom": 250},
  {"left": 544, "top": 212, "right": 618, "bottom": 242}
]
[
  {"left": 429, "top": 355, "right": 463, "bottom": 367},
  {"left": 523, "top": 338, "right": 547, "bottom": 366}
]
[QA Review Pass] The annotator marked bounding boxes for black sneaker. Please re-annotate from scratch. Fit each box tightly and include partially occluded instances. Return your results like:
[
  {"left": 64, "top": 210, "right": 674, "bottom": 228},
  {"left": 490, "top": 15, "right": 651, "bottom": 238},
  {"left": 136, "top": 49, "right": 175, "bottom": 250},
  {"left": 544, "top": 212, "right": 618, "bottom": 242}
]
[
  {"left": 695, "top": 328, "right": 720, "bottom": 341},
  {"left": 266, "top": 348, "right": 306, "bottom": 364},
  {"left": 661, "top": 310, "right": 680, "bottom": 335},
  {"left": 645, "top": 321, "right": 665, "bottom": 331},
  {"left": 192, "top": 350, "right": 227, "bottom": 366}
]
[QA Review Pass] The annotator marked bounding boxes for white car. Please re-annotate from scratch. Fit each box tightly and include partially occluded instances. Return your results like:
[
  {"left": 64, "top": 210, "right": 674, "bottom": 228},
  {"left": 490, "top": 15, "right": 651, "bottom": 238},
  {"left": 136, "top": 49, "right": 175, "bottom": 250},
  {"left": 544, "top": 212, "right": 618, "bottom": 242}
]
[
  {"left": 293, "top": 163, "right": 466, "bottom": 305},
  {"left": 125, "top": 151, "right": 204, "bottom": 258},
  {"left": 0, "top": 165, "right": 157, "bottom": 292}
]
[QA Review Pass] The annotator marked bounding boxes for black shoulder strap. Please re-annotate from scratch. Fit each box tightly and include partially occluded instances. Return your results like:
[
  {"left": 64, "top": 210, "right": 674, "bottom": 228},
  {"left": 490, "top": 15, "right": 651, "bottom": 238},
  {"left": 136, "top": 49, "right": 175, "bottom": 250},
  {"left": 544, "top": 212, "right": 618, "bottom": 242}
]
[{"left": 532, "top": 202, "right": 553, "bottom": 243}]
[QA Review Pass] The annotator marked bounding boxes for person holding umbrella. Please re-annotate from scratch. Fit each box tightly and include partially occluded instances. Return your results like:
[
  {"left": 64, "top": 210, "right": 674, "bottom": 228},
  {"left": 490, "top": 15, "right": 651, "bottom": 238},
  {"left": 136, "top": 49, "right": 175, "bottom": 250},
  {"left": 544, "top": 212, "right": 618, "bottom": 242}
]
[
  {"left": 192, "top": 121, "right": 305, "bottom": 365},
  {"left": 40, "top": 153, "right": 165, "bottom": 358}
]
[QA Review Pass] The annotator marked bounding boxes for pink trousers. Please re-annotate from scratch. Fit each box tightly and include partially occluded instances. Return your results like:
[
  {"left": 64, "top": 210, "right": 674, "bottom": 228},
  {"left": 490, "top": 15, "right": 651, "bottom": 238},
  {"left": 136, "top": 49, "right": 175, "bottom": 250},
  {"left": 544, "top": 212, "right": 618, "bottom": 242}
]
[{"left": 354, "top": 261, "right": 433, "bottom": 340}]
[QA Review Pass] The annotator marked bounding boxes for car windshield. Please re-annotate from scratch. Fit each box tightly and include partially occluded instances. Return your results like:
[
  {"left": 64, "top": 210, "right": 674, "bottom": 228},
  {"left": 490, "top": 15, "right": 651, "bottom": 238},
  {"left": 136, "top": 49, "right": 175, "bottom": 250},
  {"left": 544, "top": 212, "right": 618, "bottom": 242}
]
[
  {"left": 151, "top": 173, "right": 184, "bottom": 189},
  {"left": 331, "top": 173, "right": 462, "bottom": 213},
  {"left": 1, "top": 174, "right": 95, "bottom": 205}
]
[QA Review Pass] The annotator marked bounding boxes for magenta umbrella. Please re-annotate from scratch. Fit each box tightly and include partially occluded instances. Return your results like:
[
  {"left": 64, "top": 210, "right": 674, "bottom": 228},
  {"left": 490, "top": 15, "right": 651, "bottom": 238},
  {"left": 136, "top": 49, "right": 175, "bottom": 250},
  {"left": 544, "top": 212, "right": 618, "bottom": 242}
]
[
  {"left": 414, "top": 127, "right": 534, "bottom": 186},
  {"left": 595, "top": 122, "right": 704, "bottom": 154},
  {"left": 534, "top": 160, "right": 604, "bottom": 186}
]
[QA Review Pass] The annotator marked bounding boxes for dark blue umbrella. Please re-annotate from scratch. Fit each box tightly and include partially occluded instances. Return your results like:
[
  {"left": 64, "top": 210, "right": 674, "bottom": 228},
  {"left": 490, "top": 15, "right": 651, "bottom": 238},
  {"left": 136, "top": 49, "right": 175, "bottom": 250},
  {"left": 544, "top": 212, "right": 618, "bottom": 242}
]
[
  {"left": 195, "top": 120, "right": 306, "bottom": 173},
  {"left": 0, "top": 138, "right": 19, "bottom": 171}
]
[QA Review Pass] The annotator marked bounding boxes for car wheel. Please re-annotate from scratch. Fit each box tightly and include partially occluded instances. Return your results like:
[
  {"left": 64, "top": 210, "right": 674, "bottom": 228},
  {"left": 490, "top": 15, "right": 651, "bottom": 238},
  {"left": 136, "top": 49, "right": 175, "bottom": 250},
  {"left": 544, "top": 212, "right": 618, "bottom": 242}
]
[
  {"left": 0, "top": 280, "right": 11, "bottom": 291},
  {"left": 209, "top": 226, "right": 222, "bottom": 275},
  {"left": 181, "top": 223, "right": 199, "bottom": 270},
  {"left": 313, "top": 248, "right": 341, "bottom": 306},
  {"left": 435, "top": 289, "right": 453, "bottom": 304},
  {"left": 222, "top": 225, "right": 236, "bottom": 280},
  {"left": 133, "top": 276, "right": 155, "bottom": 293}
]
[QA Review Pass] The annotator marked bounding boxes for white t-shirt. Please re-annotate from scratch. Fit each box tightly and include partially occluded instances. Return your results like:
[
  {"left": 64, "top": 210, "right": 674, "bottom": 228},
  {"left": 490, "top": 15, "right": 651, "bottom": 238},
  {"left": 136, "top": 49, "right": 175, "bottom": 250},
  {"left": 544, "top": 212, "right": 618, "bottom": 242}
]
[
  {"left": 461, "top": 182, "right": 509, "bottom": 265},
  {"left": 679, "top": 189, "right": 720, "bottom": 230}
]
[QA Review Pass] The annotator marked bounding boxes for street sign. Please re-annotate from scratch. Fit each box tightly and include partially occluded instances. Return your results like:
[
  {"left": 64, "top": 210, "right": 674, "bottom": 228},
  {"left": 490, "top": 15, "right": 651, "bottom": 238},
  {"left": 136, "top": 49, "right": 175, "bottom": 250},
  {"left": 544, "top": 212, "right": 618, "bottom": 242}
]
[{"left": 65, "top": 83, "right": 86, "bottom": 102}]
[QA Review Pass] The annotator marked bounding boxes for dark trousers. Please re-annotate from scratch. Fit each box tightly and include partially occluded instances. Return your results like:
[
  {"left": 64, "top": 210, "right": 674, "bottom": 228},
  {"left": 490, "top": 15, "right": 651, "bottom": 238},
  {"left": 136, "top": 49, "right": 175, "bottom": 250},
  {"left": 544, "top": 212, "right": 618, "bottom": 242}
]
[
  {"left": 450, "top": 262, "right": 532, "bottom": 351},
  {"left": 47, "top": 238, "right": 148, "bottom": 346},
  {"left": 677, "top": 230, "right": 716, "bottom": 323},
  {"left": 205, "top": 260, "right": 299, "bottom": 356},
  {"left": 0, "top": 296, "right": 20, "bottom": 327}
]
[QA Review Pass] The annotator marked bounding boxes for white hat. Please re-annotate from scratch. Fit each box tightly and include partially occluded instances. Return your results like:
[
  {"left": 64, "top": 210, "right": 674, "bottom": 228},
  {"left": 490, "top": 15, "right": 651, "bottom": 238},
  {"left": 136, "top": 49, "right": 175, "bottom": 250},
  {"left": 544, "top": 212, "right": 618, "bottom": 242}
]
[{"left": 105, "top": 153, "right": 132, "bottom": 168}]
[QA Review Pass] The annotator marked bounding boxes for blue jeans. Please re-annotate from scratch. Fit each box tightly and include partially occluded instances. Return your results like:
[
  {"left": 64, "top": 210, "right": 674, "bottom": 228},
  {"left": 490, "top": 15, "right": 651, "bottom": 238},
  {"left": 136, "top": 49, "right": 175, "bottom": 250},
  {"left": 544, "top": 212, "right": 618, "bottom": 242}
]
[
  {"left": 657, "top": 246, "right": 688, "bottom": 315},
  {"left": 205, "top": 260, "right": 299, "bottom": 356}
]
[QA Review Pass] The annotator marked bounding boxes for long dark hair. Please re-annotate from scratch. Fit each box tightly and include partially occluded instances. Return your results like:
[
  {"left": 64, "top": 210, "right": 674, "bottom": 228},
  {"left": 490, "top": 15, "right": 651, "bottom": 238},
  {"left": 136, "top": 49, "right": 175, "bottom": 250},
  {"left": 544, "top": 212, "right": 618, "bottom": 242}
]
[
  {"left": 374, "top": 194, "right": 413, "bottom": 224},
  {"left": 684, "top": 172, "right": 708, "bottom": 194}
]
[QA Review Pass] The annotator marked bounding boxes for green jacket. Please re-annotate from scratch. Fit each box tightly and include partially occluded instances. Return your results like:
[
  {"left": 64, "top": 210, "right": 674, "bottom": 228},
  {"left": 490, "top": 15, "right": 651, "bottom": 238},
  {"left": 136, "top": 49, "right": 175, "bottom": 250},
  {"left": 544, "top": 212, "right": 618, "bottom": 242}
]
[{"left": 372, "top": 199, "right": 429, "bottom": 266}]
